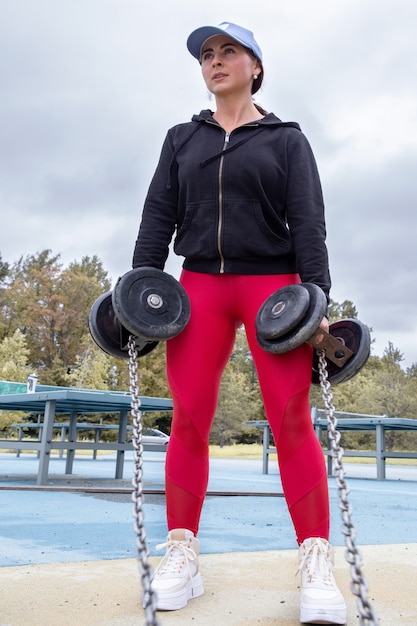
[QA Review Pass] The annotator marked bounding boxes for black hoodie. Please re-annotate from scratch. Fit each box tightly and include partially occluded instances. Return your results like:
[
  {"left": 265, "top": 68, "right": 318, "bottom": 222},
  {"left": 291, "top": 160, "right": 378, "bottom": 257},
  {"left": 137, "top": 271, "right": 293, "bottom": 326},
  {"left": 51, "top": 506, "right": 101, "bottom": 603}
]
[{"left": 132, "top": 110, "right": 331, "bottom": 299}]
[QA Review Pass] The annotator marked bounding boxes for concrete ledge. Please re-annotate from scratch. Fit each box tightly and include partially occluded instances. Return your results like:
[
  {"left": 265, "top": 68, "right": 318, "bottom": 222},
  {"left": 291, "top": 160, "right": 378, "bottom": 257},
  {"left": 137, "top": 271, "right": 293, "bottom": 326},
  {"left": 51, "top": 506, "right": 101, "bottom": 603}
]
[{"left": 0, "top": 544, "right": 415, "bottom": 625}]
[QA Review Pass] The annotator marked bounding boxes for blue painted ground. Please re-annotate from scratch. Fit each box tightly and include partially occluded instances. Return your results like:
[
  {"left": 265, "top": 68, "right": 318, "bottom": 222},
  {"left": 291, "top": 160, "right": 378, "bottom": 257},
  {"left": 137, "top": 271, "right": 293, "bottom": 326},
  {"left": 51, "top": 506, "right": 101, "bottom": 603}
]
[{"left": 1, "top": 451, "right": 416, "bottom": 567}]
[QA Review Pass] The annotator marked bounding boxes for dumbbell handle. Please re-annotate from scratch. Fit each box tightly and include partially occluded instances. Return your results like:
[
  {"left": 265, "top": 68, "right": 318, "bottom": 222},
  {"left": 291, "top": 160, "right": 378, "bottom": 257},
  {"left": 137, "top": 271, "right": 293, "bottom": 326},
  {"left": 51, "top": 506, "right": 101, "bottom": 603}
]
[
  {"left": 118, "top": 322, "right": 151, "bottom": 354},
  {"left": 308, "top": 328, "right": 353, "bottom": 368}
]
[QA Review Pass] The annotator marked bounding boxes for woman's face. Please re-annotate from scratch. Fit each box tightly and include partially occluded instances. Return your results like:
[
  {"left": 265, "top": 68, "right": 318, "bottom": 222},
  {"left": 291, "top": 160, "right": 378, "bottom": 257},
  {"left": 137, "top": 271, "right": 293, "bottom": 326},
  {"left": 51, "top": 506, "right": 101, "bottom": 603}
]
[{"left": 200, "top": 34, "right": 260, "bottom": 97}]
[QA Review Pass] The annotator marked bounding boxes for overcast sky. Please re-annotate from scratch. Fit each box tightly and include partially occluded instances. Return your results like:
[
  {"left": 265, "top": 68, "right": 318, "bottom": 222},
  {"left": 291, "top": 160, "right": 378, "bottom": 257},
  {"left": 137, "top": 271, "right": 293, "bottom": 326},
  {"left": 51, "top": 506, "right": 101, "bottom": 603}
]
[{"left": 1, "top": 0, "right": 417, "bottom": 367}]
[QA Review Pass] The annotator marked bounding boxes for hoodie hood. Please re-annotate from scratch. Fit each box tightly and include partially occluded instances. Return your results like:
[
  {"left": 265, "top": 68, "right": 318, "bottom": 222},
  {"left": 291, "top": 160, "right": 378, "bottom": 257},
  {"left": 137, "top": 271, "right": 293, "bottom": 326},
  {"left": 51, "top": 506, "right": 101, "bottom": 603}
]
[
  {"left": 164, "top": 110, "right": 301, "bottom": 184},
  {"left": 191, "top": 111, "right": 301, "bottom": 168}
]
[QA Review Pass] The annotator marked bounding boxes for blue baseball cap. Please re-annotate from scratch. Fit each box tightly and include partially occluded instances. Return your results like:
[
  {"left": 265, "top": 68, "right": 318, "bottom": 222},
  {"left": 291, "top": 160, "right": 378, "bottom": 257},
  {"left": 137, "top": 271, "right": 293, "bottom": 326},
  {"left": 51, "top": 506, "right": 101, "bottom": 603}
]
[{"left": 187, "top": 22, "right": 263, "bottom": 64}]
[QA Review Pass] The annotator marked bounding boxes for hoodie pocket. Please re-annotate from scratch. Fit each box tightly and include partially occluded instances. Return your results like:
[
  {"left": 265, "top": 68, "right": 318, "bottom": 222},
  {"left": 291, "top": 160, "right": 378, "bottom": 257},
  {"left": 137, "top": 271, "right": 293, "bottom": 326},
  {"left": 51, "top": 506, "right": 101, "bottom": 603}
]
[
  {"left": 174, "top": 201, "right": 219, "bottom": 258},
  {"left": 222, "top": 200, "right": 291, "bottom": 257}
]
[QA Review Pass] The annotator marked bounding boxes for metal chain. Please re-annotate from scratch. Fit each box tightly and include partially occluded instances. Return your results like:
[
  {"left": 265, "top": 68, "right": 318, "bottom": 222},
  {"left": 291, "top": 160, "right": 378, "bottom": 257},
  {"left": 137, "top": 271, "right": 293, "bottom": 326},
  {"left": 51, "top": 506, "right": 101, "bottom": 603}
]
[
  {"left": 128, "top": 335, "right": 161, "bottom": 626},
  {"left": 127, "top": 335, "right": 379, "bottom": 624},
  {"left": 318, "top": 350, "right": 379, "bottom": 626}
]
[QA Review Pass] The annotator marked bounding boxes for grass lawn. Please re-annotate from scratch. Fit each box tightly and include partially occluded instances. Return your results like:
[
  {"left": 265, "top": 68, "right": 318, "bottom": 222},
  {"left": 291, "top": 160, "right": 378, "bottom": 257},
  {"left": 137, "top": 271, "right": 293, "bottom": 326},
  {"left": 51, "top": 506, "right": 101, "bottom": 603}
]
[
  {"left": 209, "top": 444, "right": 269, "bottom": 460},
  {"left": 208, "top": 444, "right": 417, "bottom": 466},
  {"left": 1, "top": 442, "right": 416, "bottom": 466}
]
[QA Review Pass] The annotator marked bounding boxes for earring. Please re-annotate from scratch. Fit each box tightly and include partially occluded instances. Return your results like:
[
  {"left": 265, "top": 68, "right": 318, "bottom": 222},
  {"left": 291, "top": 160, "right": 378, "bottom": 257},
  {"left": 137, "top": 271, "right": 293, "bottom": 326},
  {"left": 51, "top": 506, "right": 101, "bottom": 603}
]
[{"left": 253, "top": 74, "right": 259, "bottom": 80}]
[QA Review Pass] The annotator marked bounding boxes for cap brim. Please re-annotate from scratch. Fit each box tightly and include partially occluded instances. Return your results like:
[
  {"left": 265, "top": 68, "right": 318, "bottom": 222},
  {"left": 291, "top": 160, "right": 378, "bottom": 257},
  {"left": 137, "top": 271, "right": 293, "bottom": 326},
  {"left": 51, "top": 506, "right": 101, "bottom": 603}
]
[{"left": 186, "top": 26, "right": 230, "bottom": 60}]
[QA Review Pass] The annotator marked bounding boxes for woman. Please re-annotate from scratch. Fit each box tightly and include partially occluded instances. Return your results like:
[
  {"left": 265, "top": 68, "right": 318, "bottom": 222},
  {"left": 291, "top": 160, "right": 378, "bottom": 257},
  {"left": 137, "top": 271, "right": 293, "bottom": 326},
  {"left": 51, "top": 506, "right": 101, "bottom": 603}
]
[{"left": 132, "top": 21, "right": 347, "bottom": 625}]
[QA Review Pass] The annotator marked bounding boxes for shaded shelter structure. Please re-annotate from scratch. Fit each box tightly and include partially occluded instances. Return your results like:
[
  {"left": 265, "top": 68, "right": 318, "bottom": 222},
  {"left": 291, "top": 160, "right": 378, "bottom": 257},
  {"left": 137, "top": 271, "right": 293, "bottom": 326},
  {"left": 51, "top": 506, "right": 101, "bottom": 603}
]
[{"left": 0, "top": 382, "right": 172, "bottom": 485}]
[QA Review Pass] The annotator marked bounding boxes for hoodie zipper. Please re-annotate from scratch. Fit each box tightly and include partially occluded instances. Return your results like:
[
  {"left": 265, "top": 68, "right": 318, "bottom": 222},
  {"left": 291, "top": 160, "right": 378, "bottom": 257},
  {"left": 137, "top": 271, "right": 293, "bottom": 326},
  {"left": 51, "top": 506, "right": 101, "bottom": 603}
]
[
  {"left": 217, "top": 132, "right": 230, "bottom": 273},
  {"left": 204, "top": 119, "right": 262, "bottom": 273}
]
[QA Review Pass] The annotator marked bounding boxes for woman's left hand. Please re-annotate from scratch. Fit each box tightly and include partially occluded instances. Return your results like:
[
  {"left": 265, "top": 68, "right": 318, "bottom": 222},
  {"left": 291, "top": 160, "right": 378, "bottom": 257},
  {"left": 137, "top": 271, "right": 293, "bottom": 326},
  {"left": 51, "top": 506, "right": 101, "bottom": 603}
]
[
  {"left": 312, "top": 317, "right": 329, "bottom": 347},
  {"left": 319, "top": 317, "right": 329, "bottom": 334}
]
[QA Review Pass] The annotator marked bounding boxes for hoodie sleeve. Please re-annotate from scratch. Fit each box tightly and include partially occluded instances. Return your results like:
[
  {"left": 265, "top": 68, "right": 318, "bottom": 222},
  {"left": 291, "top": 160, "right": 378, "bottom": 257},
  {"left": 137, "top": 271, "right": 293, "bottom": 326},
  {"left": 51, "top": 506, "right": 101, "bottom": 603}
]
[
  {"left": 285, "top": 131, "right": 331, "bottom": 301},
  {"left": 132, "top": 130, "right": 178, "bottom": 270}
]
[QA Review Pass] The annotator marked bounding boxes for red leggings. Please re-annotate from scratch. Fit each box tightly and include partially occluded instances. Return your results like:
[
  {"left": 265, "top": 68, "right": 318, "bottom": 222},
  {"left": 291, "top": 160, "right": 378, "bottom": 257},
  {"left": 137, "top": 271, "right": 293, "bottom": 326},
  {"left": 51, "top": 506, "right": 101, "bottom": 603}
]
[{"left": 165, "top": 271, "right": 329, "bottom": 544}]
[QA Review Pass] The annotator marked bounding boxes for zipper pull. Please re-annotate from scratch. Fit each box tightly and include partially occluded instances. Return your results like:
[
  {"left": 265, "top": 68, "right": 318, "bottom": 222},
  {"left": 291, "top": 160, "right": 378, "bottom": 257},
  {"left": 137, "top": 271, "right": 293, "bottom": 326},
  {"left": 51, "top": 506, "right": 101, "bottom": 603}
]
[{"left": 224, "top": 132, "right": 230, "bottom": 148}]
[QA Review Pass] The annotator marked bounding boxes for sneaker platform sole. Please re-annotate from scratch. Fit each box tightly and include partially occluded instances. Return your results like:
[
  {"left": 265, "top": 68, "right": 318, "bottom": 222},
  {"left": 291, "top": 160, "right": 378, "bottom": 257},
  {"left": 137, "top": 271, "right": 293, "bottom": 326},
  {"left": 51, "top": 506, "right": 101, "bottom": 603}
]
[
  {"left": 154, "top": 572, "right": 204, "bottom": 611},
  {"left": 300, "top": 602, "right": 346, "bottom": 624}
]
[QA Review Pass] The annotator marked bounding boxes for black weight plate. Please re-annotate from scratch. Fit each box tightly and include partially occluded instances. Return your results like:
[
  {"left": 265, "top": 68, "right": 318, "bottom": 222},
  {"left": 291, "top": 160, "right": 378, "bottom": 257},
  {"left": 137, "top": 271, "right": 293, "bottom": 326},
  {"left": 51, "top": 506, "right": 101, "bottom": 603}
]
[
  {"left": 89, "top": 291, "right": 130, "bottom": 359},
  {"left": 312, "top": 318, "right": 371, "bottom": 385},
  {"left": 112, "top": 267, "right": 191, "bottom": 341},
  {"left": 89, "top": 292, "right": 159, "bottom": 359},
  {"left": 257, "top": 283, "right": 328, "bottom": 354},
  {"left": 256, "top": 284, "right": 311, "bottom": 340}
]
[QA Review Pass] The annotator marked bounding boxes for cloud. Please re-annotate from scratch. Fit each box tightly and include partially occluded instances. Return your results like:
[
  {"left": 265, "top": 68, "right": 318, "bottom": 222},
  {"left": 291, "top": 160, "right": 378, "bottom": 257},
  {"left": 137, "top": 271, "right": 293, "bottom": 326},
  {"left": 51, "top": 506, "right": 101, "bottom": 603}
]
[{"left": 1, "top": 0, "right": 416, "bottom": 367}]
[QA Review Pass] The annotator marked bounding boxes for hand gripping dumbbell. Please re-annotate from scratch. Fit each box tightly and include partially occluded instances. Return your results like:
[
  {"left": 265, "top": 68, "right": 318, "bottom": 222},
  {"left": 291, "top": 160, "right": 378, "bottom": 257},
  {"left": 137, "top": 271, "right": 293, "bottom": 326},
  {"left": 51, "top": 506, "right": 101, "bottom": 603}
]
[
  {"left": 255, "top": 283, "right": 371, "bottom": 385},
  {"left": 89, "top": 267, "right": 190, "bottom": 359}
]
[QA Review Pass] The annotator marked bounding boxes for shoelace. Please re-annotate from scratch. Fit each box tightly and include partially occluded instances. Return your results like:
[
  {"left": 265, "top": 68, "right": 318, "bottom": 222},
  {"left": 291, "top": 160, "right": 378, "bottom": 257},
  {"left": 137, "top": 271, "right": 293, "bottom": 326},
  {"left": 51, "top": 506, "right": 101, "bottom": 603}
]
[
  {"left": 154, "top": 539, "right": 198, "bottom": 578},
  {"left": 297, "top": 539, "right": 334, "bottom": 586}
]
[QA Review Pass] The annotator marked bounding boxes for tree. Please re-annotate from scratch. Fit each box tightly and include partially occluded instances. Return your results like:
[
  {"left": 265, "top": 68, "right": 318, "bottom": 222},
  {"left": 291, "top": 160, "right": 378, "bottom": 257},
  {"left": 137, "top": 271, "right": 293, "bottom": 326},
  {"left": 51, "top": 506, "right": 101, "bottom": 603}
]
[
  {"left": 205, "top": 325, "right": 264, "bottom": 445},
  {"left": 0, "top": 329, "right": 32, "bottom": 382},
  {"left": 0, "top": 329, "right": 33, "bottom": 430},
  {"left": 0, "top": 250, "right": 111, "bottom": 383},
  {"left": 211, "top": 365, "right": 258, "bottom": 446},
  {"left": 404, "top": 368, "right": 417, "bottom": 422},
  {"left": 2, "top": 252, "right": 416, "bottom": 447},
  {"left": 328, "top": 299, "right": 358, "bottom": 321},
  {"left": 0, "top": 250, "right": 62, "bottom": 346},
  {"left": 310, "top": 297, "right": 377, "bottom": 412},
  {"left": 0, "top": 253, "right": 9, "bottom": 286},
  {"left": 0, "top": 253, "right": 10, "bottom": 339},
  {"left": 135, "top": 343, "right": 171, "bottom": 398},
  {"left": 230, "top": 326, "right": 259, "bottom": 387},
  {"left": 56, "top": 257, "right": 111, "bottom": 372},
  {"left": 67, "top": 337, "right": 111, "bottom": 390},
  {"left": 367, "top": 343, "right": 409, "bottom": 417},
  {"left": 68, "top": 255, "right": 110, "bottom": 288},
  {"left": 327, "top": 356, "right": 380, "bottom": 414}
]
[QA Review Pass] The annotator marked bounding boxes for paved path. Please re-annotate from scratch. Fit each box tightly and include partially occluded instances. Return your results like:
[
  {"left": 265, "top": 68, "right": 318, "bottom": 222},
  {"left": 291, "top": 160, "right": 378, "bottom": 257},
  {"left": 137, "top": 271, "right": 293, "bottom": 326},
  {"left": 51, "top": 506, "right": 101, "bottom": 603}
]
[
  {"left": 1, "top": 452, "right": 416, "bottom": 565},
  {"left": 1, "top": 452, "right": 416, "bottom": 624}
]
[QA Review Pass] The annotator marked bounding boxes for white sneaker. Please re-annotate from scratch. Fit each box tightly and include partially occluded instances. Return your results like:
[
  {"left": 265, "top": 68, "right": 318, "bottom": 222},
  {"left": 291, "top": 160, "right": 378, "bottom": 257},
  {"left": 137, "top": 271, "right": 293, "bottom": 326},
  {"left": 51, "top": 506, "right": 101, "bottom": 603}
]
[
  {"left": 298, "top": 538, "right": 347, "bottom": 624},
  {"left": 150, "top": 528, "right": 204, "bottom": 611}
]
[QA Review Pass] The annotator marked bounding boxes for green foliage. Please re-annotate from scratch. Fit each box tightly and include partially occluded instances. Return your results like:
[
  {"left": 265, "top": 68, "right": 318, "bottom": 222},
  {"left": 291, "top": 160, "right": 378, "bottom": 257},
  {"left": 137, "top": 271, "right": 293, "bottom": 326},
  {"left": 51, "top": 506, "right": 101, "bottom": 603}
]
[
  {"left": 328, "top": 299, "right": 358, "bottom": 321},
  {"left": 67, "top": 337, "right": 111, "bottom": 390},
  {"left": 0, "top": 250, "right": 111, "bottom": 380},
  {"left": 0, "top": 329, "right": 33, "bottom": 430},
  {"left": 209, "top": 326, "right": 264, "bottom": 445},
  {"left": 1, "top": 250, "right": 417, "bottom": 449},
  {"left": 0, "top": 253, "right": 9, "bottom": 285},
  {"left": 136, "top": 343, "right": 170, "bottom": 398},
  {"left": 313, "top": 344, "right": 417, "bottom": 451},
  {"left": 365, "top": 344, "right": 409, "bottom": 416},
  {"left": 211, "top": 364, "right": 261, "bottom": 446},
  {"left": 0, "top": 254, "right": 10, "bottom": 340},
  {"left": 0, "top": 329, "right": 32, "bottom": 382}
]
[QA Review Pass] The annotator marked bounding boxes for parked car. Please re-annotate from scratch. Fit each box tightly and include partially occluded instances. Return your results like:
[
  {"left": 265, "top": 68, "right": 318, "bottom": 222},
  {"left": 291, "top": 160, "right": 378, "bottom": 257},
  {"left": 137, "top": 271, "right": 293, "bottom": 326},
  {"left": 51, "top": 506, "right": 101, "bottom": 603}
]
[{"left": 142, "top": 428, "right": 170, "bottom": 448}]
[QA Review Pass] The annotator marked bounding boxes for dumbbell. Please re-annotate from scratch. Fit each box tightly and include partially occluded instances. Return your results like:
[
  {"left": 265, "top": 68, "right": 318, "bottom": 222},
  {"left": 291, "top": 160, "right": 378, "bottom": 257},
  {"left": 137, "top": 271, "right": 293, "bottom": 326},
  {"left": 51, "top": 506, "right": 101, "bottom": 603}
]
[
  {"left": 255, "top": 283, "right": 370, "bottom": 385},
  {"left": 89, "top": 267, "right": 190, "bottom": 359}
]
